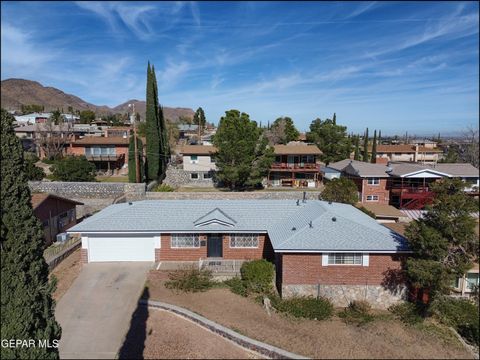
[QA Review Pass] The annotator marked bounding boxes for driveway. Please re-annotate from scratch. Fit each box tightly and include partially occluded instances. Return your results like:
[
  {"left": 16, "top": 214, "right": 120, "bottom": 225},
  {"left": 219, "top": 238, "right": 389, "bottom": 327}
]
[{"left": 55, "top": 262, "right": 152, "bottom": 359}]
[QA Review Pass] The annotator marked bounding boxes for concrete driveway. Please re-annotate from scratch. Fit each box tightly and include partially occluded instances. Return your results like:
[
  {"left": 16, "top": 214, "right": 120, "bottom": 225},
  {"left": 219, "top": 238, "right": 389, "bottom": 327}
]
[{"left": 56, "top": 262, "right": 152, "bottom": 359}]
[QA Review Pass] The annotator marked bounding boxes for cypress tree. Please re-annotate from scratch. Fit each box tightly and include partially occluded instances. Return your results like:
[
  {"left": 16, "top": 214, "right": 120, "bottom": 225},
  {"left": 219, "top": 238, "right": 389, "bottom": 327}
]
[
  {"left": 128, "top": 135, "right": 144, "bottom": 183},
  {"left": 145, "top": 62, "right": 160, "bottom": 181},
  {"left": 332, "top": 112, "right": 336, "bottom": 125},
  {"left": 363, "top": 128, "right": 369, "bottom": 162},
  {"left": 371, "top": 130, "right": 377, "bottom": 163},
  {"left": 1, "top": 109, "right": 61, "bottom": 359},
  {"left": 378, "top": 130, "right": 382, "bottom": 144},
  {"left": 354, "top": 135, "right": 361, "bottom": 160}
]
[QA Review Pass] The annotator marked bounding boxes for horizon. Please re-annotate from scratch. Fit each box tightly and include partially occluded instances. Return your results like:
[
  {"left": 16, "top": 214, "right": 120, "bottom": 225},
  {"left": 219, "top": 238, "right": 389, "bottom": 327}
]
[{"left": 1, "top": 1, "right": 479, "bottom": 135}]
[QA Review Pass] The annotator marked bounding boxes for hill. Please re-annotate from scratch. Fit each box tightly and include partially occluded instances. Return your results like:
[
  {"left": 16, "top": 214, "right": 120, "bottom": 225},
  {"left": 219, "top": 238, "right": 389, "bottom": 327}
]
[{"left": 0, "top": 78, "right": 194, "bottom": 121}]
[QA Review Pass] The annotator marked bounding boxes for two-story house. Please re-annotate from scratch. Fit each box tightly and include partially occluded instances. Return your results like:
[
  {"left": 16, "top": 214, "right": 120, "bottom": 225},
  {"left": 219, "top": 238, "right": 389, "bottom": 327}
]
[
  {"left": 180, "top": 145, "right": 217, "bottom": 183},
  {"left": 267, "top": 144, "right": 322, "bottom": 188},
  {"left": 371, "top": 145, "right": 442, "bottom": 163}
]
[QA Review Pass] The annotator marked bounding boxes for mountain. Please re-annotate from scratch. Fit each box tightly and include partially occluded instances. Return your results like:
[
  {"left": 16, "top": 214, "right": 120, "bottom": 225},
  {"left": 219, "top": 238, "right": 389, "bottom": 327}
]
[{"left": 0, "top": 78, "right": 194, "bottom": 122}]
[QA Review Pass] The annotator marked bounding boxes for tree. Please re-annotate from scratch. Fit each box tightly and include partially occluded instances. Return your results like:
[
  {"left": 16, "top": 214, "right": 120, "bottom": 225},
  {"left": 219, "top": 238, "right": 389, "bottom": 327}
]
[
  {"left": 79, "top": 110, "right": 96, "bottom": 124},
  {"left": 265, "top": 117, "right": 300, "bottom": 145},
  {"left": 34, "top": 121, "right": 71, "bottom": 160},
  {"left": 332, "top": 112, "right": 336, "bottom": 125},
  {"left": 320, "top": 177, "right": 359, "bottom": 205},
  {"left": 354, "top": 135, "right": 361, "bottom": 161},
  {"left": 306, "top": 117, "right": 352, "bottom": 165},
  {"left": 145, "top": 62, "right": 169, "bottom": 182},
  {"left": 405, "top": 179, "right": 479, "bottom": 303},
  {"left": 50, "top": 155, "right": 96, "bottom": 181},
  {"left": 378, "top": 130, "right": 382, "bottom": 144},
  {"left": 439, "top": 146, "right": 459, "bottom": 163},
  {"left": 128, "top": 135, "right": 144, "bottom": 183},
  {"left": 193, "top": 107, "right": 206, "bottom": 129},
  {"left": 213, "top": 110, "right": 274, "bottom": 189},
  {"left": 1, "top": 109, "right": 61, "bottom": 359},
  {"left": 371, "top": 130, "right": 377, "bottom": 163},
  {"left": 363, "top": 128, "right": 369, "bottom": 162},
  {"left": 166, "top": 120, "right": 179, "bottom": 150},
  {"left": 50, "top": 110, "right": 63, "bottom": 125},
  {"left": 24, "top": 155, "right": 46, "bottom": 181},
  {"left": 21, "top": 104, "right": 44, "bottom": 114},
  {"left": 463, "top": 126, "right": 479, "bottom": 168}
]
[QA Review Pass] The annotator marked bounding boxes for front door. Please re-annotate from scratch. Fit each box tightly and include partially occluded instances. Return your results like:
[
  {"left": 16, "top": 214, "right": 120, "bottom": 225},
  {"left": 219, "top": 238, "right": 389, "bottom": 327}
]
[{"left": 207, "top": 234, "right": 223, "bottom": 258}]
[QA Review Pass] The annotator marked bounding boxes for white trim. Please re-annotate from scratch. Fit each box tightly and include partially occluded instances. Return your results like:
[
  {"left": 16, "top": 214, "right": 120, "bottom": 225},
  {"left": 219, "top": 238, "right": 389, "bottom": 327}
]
[
  {"left": 277, "top": 250, "right": 412, "bottom": 253},
  {"left": 229, "top": 233, "right": 259, "bottom": 248},
  {"left": 322, "top": 254, "right": 329, "bottom": 266},
  {"left": 363, "top": 253, "right": 369, "bottom": 266},
  {"left": 81, "top": 236, "right": 88, "bottom": 249},
  {"left": 366, "top": 195, "right": 379, "bottom": 202},
  {"left": 400, "top": 169, "right": 450, "bottom": 178},
  {"left": 171, "top": 234, "right": 200, "bottom": 248},
  {"left": 154, "top": 236, "right": 161, "bottom": 248},
  {"left": 327, "top": 253, "right": 363, "bottom": 266},
  {"left": 68, "top": 230, "right": 268, "bottom": 235}
]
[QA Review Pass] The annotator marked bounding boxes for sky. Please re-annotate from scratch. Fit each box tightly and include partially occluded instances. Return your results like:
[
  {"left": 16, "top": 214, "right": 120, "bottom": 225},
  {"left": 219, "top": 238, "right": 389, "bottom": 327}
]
[{"left": 1, "top": 1, "right": 479, "bottom": 135}]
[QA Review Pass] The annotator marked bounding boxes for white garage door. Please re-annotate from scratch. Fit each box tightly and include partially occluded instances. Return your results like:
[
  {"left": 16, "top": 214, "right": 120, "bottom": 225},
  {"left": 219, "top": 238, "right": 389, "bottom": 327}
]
[{"left": 88, "top": 236, "right": 155, "bottom": 262}]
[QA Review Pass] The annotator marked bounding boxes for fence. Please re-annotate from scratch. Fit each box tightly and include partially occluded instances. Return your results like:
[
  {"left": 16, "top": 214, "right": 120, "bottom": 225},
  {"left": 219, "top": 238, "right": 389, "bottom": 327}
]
[{"left": 44, "top": 237, "right": 81, "bottom": 270}]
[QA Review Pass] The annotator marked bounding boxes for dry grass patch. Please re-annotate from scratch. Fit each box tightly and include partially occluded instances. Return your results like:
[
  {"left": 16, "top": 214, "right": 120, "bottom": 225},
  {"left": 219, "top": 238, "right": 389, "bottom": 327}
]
[{"left": 49, "top": 248, "right": 82, "bottom": 301}]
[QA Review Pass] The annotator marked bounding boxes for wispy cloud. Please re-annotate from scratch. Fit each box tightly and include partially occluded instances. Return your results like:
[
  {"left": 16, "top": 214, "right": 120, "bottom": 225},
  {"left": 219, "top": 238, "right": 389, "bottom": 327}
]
[
  {"left": 343, "top": 2, "right": 378, "bottom": 19},
  {"left": 156, "top": 60, "right": 191, "bottom": 89}
]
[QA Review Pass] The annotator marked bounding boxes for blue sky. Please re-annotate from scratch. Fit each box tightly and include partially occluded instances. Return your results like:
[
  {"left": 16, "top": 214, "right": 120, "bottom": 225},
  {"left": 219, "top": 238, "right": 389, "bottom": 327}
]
[{"left": 1, "top": 1, "right": 478, "bottom": 135}]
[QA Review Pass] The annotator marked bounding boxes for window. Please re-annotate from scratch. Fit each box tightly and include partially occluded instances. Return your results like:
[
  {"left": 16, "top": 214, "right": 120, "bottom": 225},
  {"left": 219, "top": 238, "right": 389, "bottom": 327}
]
[
  {"left": 58, "top": 212, "right": 69, "bottom": 229},
  {"left": 367, "top": 178, "right": 380, "bottom": 185},
  {"left": 230, "top": 234, "right": 259, "bottom": 248},
  {"left": 328, "top": 253, "right": 362, "bottom": 265},
  {"left": 190, "top": 173, "right": 199, "bottom": 179},
  {"left": 203, "top": 172, "right": 212, "bottom": 179},
  {"left": 210, "top": 156, "right": 216, "bottom": 163},
  {"left": 171, "top": 234, "right": 200, "bottom": 248},
  {"left": 85, "top": 146, "right": 116, "bottom": 156},
  {"left": 366, "top": 195, "right": 379, "bottom": 202},
  {"left": 68, "top": 209, "right": 75, "bottom": 223},
  {"left": 466, "top": 273, "right": 479, "bottom": 290},
  {"left": 42, "top": 220, "right": 49, "bottom": 227},
  {"left": 190, "top": 155, "right": 198, "bottom": 163}
]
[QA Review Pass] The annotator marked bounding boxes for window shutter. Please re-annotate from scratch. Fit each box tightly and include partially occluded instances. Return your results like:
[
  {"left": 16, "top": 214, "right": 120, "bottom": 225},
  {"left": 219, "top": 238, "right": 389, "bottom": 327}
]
[
  {"left": 322, "top": 253, "right": 329, "bottom": 266},
  {"left": 362, "top": 253, "right": 369, "bottom": 267}
]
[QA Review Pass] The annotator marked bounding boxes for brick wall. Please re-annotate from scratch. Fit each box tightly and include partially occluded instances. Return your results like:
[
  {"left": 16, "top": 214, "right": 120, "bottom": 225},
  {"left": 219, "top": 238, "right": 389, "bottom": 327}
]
[
  {"left": 158, "top": 233, "right": 273, "bottom": 261},
  {"left": 81, "top": 248, "right": 88, "bottom": 264},
  {"left": 361, "top": 178, "right": 390, "bottom": 204},
  {"left": 281, "top": 253, "right": 404, "bottom": 286}
]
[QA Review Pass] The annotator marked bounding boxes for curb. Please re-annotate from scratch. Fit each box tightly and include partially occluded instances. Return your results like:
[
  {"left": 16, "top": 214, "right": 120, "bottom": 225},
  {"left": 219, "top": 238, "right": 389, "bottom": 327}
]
[{"left": 140, "top": 299, "right": 308, "bottom": 359}]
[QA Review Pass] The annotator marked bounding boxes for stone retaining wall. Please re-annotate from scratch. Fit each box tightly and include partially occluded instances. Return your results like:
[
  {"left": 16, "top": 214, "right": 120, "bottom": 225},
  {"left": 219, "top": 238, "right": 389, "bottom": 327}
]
[
  {"left": 282, "top": 284, "right": 407, "bottom": 309},
  {"left": 146, "top": 191, "right": 322, "bottom": 200},
  {"left": 163, "top": 167, "right": 214, "bottom": 188}
]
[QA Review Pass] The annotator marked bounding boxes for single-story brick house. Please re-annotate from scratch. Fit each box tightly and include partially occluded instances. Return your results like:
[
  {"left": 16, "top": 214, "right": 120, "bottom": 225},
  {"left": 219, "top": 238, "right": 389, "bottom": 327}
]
[{"left": 68, "top": 199, "right": 410, "bottom": 308}]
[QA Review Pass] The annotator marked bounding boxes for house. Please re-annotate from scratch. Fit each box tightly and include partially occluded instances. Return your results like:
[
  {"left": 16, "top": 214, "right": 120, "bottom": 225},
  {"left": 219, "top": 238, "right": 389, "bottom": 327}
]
[
  {"left": 68, "top": 199, "right": 409, "bottom": 308},
  {"left": 328, "top": 160, "right": 391, "bottom": 204},
  {"left": 409, "top": 139, "right": 438, "bottom": 149},
  {"left": 32, "top": 193, "right": 83, "bottom": 246},
  {"left": 268, "top": 144, "right": 322, "bottom": 188},
  {"left": 452, "top": 265, "right": 479, "bottom": 297},
  {"left": 14, "top": 123, "right": 74, "bottom": 158},
  {"left": 359, "top": 203, "right": 406, "bottom": 223},
  {"left": 66, "top": 136, "right": 130, "bottom": 173},
  {"left": 178, "top": 124, "right": 199, "bottom": 141},
  {"left": 370, "top": 145, "right": 442, "bottom": 163},
  {"left": 15, "top": 112, "right": 52, "bottom": 124},
  {"left": 178, "top": 145, "right": 218, "bottom": 184}
]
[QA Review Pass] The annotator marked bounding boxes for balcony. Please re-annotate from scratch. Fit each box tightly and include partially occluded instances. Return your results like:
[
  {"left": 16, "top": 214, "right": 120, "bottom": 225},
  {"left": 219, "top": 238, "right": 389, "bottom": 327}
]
[{"left": 270, "top": 163, "right": 320, "bottom": 172}]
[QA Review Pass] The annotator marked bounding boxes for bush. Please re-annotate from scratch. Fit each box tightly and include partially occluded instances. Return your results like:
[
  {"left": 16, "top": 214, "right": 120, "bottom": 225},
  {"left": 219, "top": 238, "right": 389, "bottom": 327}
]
[
  {"left": 154, "top": 183, "right": 176, "bottom": 192},
  {"left": 50, "top": 155, "right": 96, "bottom": 182},
  {"left": 240, "top": 259, "right": 275, "bottom": 295},
  {"left": 389, "top": 302, "right": 424, "bottom": 325},
  {"left": 338, "top": 300, "right": 375, "bottom": 325},
  {"left": 272, "top": 296, "right": 334, "bottom": 320},
  {"left": 431, "top": 297, "right": 479, "bottom": 346},
  {"left": 24, "top": 157, "right": 45, "bottom": 181},
  {"left": 164, "top": 268, "right": 214, "bottom": 293},
  {"left": 223, "top": 277, "right": 248, "bottom": 297}
]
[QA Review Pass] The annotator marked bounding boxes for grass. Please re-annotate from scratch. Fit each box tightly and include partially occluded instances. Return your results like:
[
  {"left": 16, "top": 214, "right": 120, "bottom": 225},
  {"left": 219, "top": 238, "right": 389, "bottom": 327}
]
[{"left": 96, "top": 176, "right": 129, "bottom": 183}]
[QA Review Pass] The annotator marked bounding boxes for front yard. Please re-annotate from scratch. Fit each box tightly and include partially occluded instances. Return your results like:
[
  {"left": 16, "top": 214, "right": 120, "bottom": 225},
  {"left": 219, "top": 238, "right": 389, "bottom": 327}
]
[{"left": 144, "top": 271, "right": 473, "bottom": 359}]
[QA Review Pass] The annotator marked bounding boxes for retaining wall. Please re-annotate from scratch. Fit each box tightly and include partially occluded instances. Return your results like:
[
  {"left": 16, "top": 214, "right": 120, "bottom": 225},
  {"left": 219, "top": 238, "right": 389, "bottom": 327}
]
[
  {"left": 29, "top": 181, "right": 145, "bottom": 199},
  {"left": 146, "top": 191, "right": 322, "bottom": 200}
]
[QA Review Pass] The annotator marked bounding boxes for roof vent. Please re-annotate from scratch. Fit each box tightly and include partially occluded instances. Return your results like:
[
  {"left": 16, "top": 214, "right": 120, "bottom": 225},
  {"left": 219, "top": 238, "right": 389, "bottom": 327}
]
[
  {"left": 328, "top": 201, "right": 332, "bottom": 205},
  {"left": 128, "top": 202, "right": 133, "bottom": 205},
  {"left": 296, "top": 199, "right": 300, "bottom": 206},
  {"left": 309, "top": 221, "right": 313, "bottom": 228},
  {"left": 292, "top": 227, "right": 296, "bottom": 231},
  {"left": 302, "top": 191, "right": 307, "bottom": 203},
  {"left": 331, "top": 217, "right": 337, "bottom": 222}
]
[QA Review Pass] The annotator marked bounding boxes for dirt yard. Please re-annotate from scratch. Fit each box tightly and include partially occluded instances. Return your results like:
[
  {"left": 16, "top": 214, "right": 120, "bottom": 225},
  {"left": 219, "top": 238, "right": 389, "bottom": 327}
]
[
  {"left": 146, "top": 271, "right": 473, "bottom": 359},
  {"left": 49, "top": 248, "right": 82, "bottom": 301},
  {"left": 120, "top": 308, "right": 260, "bottom": 359}
]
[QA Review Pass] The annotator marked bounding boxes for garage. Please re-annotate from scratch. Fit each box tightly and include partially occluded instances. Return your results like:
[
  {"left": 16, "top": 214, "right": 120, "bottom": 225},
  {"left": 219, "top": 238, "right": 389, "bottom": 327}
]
[{"left": 87, "top": 235, "right": 155, "bottom": 262}]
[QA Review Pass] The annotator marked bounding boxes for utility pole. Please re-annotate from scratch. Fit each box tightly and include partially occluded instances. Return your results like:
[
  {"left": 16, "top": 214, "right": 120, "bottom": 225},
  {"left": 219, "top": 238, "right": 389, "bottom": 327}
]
[{"left": 129, "top": 103, "right": 140, "bottom": 183}]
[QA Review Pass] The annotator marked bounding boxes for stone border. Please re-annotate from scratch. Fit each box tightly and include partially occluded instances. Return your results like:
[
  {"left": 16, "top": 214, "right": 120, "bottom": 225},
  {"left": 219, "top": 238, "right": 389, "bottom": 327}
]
[{"left": 140, "top": 299, "right": 308, "bottom": 359}]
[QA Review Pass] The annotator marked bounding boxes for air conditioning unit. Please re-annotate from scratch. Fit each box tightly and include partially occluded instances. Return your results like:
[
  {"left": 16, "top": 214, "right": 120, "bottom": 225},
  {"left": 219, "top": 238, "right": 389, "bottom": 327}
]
[{"left": 56, "top": 233, "right": 69, "bottom": 243}]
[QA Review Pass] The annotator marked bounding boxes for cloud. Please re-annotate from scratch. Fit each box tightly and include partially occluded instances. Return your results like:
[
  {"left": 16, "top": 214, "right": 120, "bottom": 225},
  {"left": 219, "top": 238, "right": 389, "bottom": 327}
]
[
  {"left": 343, "top": 2, "right": 378, "bottom": 19},
  {"left": 156, "top": 60, "right": 191, "bottom": 88}
]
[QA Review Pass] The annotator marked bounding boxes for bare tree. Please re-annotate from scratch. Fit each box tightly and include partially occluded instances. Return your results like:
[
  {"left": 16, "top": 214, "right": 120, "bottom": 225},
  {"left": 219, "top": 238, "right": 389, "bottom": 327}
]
[
  {"left": 264, "top": 119, "right": 286, "bottom": 145},
  {"left": 34, "top": 117, "right": 72, "bottom": 160},
  {"left": 463, "top": 126, "right": 479, "bottom": 168}
]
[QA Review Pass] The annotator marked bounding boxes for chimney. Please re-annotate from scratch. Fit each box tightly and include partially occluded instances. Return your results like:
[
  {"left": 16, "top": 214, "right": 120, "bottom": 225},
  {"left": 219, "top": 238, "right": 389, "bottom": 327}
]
[{"left": 302, "top": 191, "right": 307, "bottom": 203}]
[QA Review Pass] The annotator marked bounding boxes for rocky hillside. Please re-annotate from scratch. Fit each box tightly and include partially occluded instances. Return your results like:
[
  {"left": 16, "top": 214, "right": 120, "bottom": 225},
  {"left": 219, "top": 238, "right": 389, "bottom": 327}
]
[{"left": 1, "top": 78, "right": 194, "bottom": 121}]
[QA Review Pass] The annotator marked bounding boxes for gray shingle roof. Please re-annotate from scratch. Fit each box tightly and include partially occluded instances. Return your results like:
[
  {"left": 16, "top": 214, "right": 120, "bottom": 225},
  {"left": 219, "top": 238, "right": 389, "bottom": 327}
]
[
  {"left": 388, "top": 162, "right": 479, "bottom": 177},
  {"left": 343, "top": 161, "right": 390, "bottom": 177},
  {"left": 69, "top": 200, "right": 409, "bottom": 252}
]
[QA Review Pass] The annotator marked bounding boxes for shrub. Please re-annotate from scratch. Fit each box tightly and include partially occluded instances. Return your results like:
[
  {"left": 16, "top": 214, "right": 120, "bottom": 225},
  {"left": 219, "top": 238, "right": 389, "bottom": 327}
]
[
  {"left": 338, "top": 300, "right": 375, "bottom": 325},
  {"left": 154, "top": 183, "right": 175, "bottom": 192},
  {"left": 430, "top": 296, "right": 479, "bottom": 346},
  {"left": 164, "top": 268, "right": 214, "bottom": 293},
  {"left": 24, "top": 157, "right": 45, "bottom": 180},
  {"left": 50, "top": 155, "right": 96, "bottom": 182},
  {"left": 240, "top": 259, "right": 275, "bottom": 295},
  {"left": 389, "top": 302, "right": 424, "bottom": 325},
  {"left": 223, "top": 277, "right": 248, "bottom": 297},
  {"left": 272, "top": 296, "right": 334, "bottom": 320}
]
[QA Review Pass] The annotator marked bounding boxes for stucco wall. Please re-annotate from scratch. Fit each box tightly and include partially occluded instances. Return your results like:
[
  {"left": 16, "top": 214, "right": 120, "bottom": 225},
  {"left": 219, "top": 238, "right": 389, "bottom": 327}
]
[{"left": 183, "top": 155, "right": 216, "bottom": 172}]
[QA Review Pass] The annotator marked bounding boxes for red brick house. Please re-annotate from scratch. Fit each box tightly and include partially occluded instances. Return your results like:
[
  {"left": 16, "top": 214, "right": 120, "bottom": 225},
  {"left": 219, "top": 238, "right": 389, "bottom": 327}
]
[
  {"left": 31, "top": 193, "right": 83, "bottom": 246},
  {"left": 68, "top": 199, "right": 409, "bottom": 308}
]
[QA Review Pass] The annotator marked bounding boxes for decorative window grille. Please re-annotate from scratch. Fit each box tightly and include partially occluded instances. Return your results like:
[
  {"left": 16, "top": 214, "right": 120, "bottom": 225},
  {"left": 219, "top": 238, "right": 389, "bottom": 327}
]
[
  {"left": 171, "top": 234, "right": 200, "bottom": 248},
  {"left": 230, "top": 234, "right": 259, "bottom": 248},
  {"left": 328, "top": 253, "right": 362, "bottom": 265}
]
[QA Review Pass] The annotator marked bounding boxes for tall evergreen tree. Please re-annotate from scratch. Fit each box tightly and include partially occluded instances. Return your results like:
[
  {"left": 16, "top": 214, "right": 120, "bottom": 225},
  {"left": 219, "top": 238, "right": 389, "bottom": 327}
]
[
  {"left": 354, "top": 135, "right": 361, "bottom": 160},
  {"left": 363, "top": 128, "right": 369, "bottom": 162},
  {"left": 1, "top": 109, "right": 61, "bottom": 359},
  {"left": 378, "top": 130, "right": 382, "bottom": 144},
  {"left": 128, "top": 135, "right": 144, "bottom": 183},
  {"left": 193, "top": 107, "right": 206, "bottom": 128},
  {"left": 332, "top": 112, "right": 336, "bottom": 125},
  {"left": 371, "top": 130, "right": 377, "bottom": 163}
]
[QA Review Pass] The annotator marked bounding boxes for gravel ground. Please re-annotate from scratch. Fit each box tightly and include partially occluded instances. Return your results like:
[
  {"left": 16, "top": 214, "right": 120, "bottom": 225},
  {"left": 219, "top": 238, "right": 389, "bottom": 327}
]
[
  {"left": 146, "top": 271, "right": 473, "bottom": 359},
  {"left": 120, "top": 308, "right": 260, "bottom": 359},
  {"left": 49, "top": 248, "right": 82, "bottom": 301}
]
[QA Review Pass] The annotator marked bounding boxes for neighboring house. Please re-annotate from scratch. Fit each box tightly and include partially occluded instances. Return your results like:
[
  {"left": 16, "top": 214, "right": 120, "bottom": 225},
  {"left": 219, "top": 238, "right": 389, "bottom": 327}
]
[
  {"left": 15, "top": 112, "right": 52, "bottom": 124},
  {"left": 14, "top": 123, "right": 74, "bottom": 158},
  {"left": 359, "top": 203, "right": 406, "bottom": 223},
  {"left": 32, "top": 193, "right": 83, "bottom": 246},
  {"left": 68, "top": 199, "right": 409, "bottom": 308},
  {"left": 409, "top": 139, "right": 438, "bottom": 149},
  {"left": 104, "top": 126, "right": 130, "bottom": 138},
  {"left": 452, "top": 265, "right": 479, "bottom": 298},
  {"left": 370, "top": 145, "right": 442, "bottom": 163},
  {"left": 180, "top": 145, "right": 217, "bottom": 183},
  {"left": 66, "top": 136, "right": 130, "bottom": 173},
  {"left": 268, "top": 144, "right": 322, "bottom": 188},
  {"left": 178, "top": 124, "right": 199, "bottom": 141}
]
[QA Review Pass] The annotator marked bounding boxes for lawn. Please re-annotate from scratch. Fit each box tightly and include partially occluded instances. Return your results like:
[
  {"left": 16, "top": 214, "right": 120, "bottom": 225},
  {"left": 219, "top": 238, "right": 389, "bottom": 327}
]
[
  {"left": 96, "top": 176, "right": 129, "bottom": 183},
  {"left": 144, "top": 271, "right": 472, "bottom": 359},
  {"left": 49, "top": 249, "right": 82, "bottom": 301}
]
